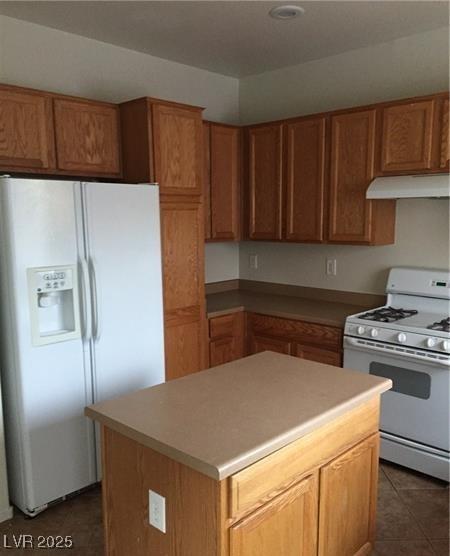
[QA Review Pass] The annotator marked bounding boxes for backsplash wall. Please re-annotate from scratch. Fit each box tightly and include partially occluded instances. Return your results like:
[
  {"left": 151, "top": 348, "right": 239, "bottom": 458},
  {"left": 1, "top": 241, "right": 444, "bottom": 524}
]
[{"left": 239, "top": 199, "right": 450, "bottom": 295}]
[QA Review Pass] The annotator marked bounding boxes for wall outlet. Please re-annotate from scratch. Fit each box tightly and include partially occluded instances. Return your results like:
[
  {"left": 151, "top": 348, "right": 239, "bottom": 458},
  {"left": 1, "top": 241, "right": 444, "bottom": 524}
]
[
  {"left": 326, "top": 258, "right": 337, "bottom": 276},
  {"left": 149, "top": 490, "right": 166, "bottom": 533},
  {"left": 249, "top": 254, "right": 258, "bottom": 270}
]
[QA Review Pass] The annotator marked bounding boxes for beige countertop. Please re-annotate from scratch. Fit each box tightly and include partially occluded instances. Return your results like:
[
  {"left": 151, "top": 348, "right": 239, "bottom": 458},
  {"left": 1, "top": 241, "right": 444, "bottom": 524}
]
[
  {"left": 86, "top": 352, "right": 391, "bottom": 480},
  {"left": 206, "top": 289, "right": 369, "bottom": 327}
]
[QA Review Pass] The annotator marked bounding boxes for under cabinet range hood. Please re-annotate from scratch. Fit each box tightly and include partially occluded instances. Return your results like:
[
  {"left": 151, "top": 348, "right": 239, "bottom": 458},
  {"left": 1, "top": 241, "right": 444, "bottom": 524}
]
[{"left": 366, "top": 174, "right": 450, "bottom": 199}]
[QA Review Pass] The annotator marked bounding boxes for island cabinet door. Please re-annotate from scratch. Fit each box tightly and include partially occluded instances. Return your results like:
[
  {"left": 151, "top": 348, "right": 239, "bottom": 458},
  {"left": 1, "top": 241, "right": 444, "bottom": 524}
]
[
  {"left": 230, "top": 473, "right": 318, "bottom": 556},
  {"left": 318, "top": 433, "right": 379, "bottom": 556}
]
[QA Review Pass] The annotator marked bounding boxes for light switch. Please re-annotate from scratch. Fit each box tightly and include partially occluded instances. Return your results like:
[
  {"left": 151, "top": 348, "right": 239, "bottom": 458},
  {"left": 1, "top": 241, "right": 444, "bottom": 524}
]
[{"left": 149, "top": 490, "right": 166, "bottom": 533}]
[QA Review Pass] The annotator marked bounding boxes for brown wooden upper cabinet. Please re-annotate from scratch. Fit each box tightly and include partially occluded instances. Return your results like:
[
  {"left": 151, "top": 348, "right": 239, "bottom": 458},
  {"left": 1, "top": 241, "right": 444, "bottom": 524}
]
[
  {"left": 53, "top": 98, "right": 121, "bottom": 176},
  {"left": 286, "top": 116, "right": 326, "bottom": 242},
  {"left": 203, "top": 122, "right": 240, "bottom": 241},
  {"left": 380, "top": 99, "right": 436, "bottom": 173},
  {"left": 441, "top": 98, "right": 449, "bottom": 170},
  {"left": 120, "top": 98, "right": 203, "bottom": 195},
  {"left": 0, "top": 84, "right": 122, "bottom": 177},
  {"left": 0, "top": 86, "right": 56, "bottom": 172},
  {"left": 247, "top": 123, "right": 284, "bottom": 240},
  {"left": 328, "top": 109, "right": 395, "bottom": 245}
]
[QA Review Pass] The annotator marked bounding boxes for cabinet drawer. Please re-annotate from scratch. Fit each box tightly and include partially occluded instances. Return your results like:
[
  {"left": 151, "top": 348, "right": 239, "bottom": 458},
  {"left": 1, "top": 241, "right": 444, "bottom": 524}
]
[
  {"left": 248, "top": 313, "right": 342, "bottom": 350},
  {"left": 209, "top": 313, "right": 236, "bottom": 339},
  {"left": 295, "top": 344, "right": 342, "bottom": 367},
  {"left": 228, "top": 398, "right": 379, "bottom": 520},
  {"left": 250, "top": 335, "right": 291, "bottom": 355}
]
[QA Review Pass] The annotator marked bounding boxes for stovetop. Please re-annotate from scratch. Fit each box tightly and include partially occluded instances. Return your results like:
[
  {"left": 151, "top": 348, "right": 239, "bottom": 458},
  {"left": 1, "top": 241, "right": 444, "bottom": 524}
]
[
  {"left": 359, "top": 306, "right": 418, "bottom": 323},
  {"left": 428, "top": 318, "right": 450, "bottom": 333}
]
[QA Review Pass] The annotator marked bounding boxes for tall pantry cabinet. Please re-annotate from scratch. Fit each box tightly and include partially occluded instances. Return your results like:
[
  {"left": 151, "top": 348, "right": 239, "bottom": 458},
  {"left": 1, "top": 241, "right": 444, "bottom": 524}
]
[{"left": 120, "top": 98, "right": 207, "bottom": 380}]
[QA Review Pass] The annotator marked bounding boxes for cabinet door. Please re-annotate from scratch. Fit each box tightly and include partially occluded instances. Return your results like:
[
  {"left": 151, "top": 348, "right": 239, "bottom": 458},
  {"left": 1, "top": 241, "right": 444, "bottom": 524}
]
[
  {"left": 210, "top": 337, "right": 236, "bottom": 367},
  {"left": 160, "top": 201, "right": 206, "bottom": 379},
  {"left": 381, "top": 100, "right": 435, "bottom": 173},
  {"left": 318, "top": 434, "right": 379, "bottom": 556},
  {"left": 210, "top": 124, "right": 240, "bottom": 240},
  {"left": 250, "top": 335, "right": 291, "bottom": 355},
  {"left": 248, "top": 124, "right": 283, "bottom": 240},
  {"left": 295, "top": 344, "right": 341, "bottom": 367},
  {"left": 286, "top": 117, "right": 326, "bottom": 242},
  {"left": 53, "top": 98, "right": 121, "bottom": 175},
  {"left": 441, "top": 99, "right": 449, "bottom": 170},
  {"left": 328, "top": 110, "right": 376, "bottom": 243},
  {"left": 230, "top": 473, "right": 318, "bottom": 556},
  {"left": 203, "top": 122, "right": 212, "bottom": 239},
  {"left": 0, "top": 88, "right": 55, "bottom": 171},
  {"left": 152, "top": 103, "right": 203, "bottom": 196}
]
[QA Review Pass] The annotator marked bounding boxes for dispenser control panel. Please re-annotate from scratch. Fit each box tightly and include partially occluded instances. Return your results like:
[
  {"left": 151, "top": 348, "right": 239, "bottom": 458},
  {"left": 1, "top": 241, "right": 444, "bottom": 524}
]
[{"left": 35, "top": 269, "right": 73, "bottom": 292}]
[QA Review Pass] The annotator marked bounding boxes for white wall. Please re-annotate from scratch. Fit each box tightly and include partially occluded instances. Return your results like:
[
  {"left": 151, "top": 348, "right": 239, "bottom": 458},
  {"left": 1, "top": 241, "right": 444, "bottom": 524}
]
[
  {"left": 0, "top": 15, "right": 239, "bottom": 123},
  {"left": 240, "top": 27, "right": 450, "bottom": 124},
  {"left": 205, "top": 243, "right": 240, "bottom": 283},
  {"left": 240, "top": 199, "right": 450, "bottom": 294}
]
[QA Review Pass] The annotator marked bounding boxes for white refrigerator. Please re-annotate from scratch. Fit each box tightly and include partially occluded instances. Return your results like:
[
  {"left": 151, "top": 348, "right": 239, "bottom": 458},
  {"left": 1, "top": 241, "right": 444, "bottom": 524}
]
[{"left": 0, "top": 177, "right": 165, "bottom": 516}]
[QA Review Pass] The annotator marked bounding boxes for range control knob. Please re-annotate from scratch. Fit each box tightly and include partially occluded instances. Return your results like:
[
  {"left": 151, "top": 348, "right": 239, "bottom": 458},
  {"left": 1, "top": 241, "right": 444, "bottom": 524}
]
[
  {"left": 441, "top": 340, "right": 450, "bottom": 352},
  {"left": 357, "top": 326, "right": 366, "bottom": 335},
  {"left": 397, "top": 333, "right": 407, "bottom": 344},
  {"left": 370, "top": 328, "right": 379, "bottom": 338},
  {"left": 426, "top": 338, "right": 436, "bottom": 349}
]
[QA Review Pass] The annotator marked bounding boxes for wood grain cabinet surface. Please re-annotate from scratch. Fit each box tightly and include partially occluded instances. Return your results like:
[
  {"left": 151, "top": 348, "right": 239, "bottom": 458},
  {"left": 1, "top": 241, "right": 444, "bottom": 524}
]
[
  {"left": 247, "top": 123, "right": 284, "bottom": 240},
  {"left": 247, "top": 313, "right": 342, "bottom": 366},
  {"left": 0, "top": 86, "right": 55, "bottom": 172},
  {"left": 207, "top": 122, "right": 241, "bottom": 241},
  {"left": 230, "top": 473, "right": 318, "bottom": 556},
  {"left": 53, "top": 98, "right": 121, "bottom": 176},
  {"left": 286, "top": 116, "right": 326, "bottom": 242},
  {"left": 209, "top": 313, "right": 245, "bottom": 367},
  {"left": 441, "top": 98, "right": 449, "bottom": 170},
  {"left": 160, "top": 201, "right": 206, "bottom": 380},
  {"left": 152, "top": 102, "right": 203, "bottom": 195},
  {"left": 380, "top": 100, "right": 435, "bottom": 173},
  {"left": 318, "top": 433, "right": 379, "bottom": 556},
  {"left": 328, "top": 109, "right": 395, "bottom": 245}
]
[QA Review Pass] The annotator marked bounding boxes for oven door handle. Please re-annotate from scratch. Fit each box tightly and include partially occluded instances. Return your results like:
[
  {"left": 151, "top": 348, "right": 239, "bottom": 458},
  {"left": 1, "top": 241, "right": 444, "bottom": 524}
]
[{"left": 344, "top": 337, "right": 450, "bottom": 368}]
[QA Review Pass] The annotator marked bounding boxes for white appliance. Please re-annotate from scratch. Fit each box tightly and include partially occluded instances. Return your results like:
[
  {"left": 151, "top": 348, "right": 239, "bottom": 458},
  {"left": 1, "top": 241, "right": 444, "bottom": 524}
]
[
  {"left": 0, "top": 177, "right": 165, "bottom": 516},
  {"left": 344, "top": 267, "right": 450, "bottom": 481},
  {"left": 366, "top": 173, "right": 450, "bottom": 199}
]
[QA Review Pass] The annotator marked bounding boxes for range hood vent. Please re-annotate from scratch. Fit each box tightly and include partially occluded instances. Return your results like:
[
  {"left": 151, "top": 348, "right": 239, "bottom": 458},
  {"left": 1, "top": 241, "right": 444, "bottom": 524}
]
[{"left": 366, "top": 174, "right": 450, "bottom": 199}]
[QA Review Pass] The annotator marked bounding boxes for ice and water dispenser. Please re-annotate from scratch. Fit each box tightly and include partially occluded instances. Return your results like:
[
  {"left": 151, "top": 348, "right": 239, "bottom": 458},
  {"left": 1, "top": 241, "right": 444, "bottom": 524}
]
[{"left": 28, "top": 265, "right": 81, "bottom": 346}]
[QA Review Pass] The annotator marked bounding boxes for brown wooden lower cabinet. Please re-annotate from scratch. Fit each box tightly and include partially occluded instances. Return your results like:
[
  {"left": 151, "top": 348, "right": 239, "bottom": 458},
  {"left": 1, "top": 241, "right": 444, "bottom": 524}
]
[
  {"left": 250, "top": 334, "right": 291, "bottom": 355},
  {"left": 230, "top": 472, "right": 318, "bottom": 556},
  {"left": 247, "top": 312, "right": 343, "bottom": 367},
  {"left": 209, "top": 312, "right": 245, "bottom": 367},
  {"left": 100, "top": 398, "right": 381, "bottom": 556}
]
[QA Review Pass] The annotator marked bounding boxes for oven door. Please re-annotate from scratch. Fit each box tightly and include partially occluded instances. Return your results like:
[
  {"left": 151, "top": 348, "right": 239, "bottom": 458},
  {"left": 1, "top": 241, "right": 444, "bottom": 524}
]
[{"left": 344, "top": 337, "right": 450, "bottom": 452}]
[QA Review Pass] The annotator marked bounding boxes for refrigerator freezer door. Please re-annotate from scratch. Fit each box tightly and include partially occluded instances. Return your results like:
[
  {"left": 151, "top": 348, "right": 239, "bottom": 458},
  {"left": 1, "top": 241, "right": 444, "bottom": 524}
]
[
  {"left": 0, "top": 178, "right": 96, "bottom": 514},
  {"left": 82, "top": 182, "right": 165, "bottom": 405}
]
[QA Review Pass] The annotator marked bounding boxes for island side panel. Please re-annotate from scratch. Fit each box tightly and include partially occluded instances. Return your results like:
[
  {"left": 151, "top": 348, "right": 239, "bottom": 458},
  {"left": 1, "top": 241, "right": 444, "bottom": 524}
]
[{"left": 101, "top": 426, "right": 226, "bottom": 556}]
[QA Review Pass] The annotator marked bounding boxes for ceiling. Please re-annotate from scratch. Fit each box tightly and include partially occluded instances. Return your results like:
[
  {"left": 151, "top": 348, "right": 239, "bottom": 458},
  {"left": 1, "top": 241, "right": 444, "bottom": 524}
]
[{"left": 0, "top": 1, "right": 448, "bottom": 77}]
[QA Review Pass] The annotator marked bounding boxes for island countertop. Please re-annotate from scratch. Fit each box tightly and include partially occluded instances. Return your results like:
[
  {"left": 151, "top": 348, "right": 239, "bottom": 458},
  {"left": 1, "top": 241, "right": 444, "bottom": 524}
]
[{"left": 85, "top": 352, "right": 391, "bottom": 480}]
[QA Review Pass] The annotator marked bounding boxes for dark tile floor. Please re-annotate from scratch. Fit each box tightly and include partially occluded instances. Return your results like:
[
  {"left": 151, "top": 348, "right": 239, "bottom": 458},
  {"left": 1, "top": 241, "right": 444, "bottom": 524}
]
[{"left": 0, "top": 461, "right": 448, "bottom": 555}]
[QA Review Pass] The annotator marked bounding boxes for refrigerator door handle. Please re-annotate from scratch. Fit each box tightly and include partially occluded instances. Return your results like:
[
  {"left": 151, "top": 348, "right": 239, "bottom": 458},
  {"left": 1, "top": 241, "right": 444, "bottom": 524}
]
[
  {"left": 80, "top": 259, "right": 93, "bottom": 341},
  {"left": 89, "top": 259, "right": 102, "bottom": 342}
]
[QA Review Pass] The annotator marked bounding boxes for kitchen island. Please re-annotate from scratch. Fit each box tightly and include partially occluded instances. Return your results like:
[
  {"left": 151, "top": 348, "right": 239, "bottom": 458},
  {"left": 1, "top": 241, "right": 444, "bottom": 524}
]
[{"left": 86, "top": 352, "right": 391, "bottom": 556}]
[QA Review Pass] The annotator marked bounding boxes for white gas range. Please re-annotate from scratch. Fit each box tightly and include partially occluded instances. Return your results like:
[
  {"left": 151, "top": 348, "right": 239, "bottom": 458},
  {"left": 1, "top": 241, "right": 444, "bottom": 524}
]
[{"left": 344, "top": 267, "right": 450, "bottom": 481}]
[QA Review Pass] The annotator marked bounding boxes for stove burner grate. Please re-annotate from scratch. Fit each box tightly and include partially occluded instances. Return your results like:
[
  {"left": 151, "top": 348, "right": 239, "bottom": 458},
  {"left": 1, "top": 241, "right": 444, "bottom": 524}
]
[
  {"left": 427, "top": 318, "right": 450, "bottom": 333},
  {"left": 360, "top": 306, "right": 419, "bottom": 323}
]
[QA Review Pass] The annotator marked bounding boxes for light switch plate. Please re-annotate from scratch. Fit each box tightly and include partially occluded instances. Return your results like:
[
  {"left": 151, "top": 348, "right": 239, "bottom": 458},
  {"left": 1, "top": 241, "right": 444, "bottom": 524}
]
[{"left": 149, "top": 490, "right": 166, "bottom": 533}]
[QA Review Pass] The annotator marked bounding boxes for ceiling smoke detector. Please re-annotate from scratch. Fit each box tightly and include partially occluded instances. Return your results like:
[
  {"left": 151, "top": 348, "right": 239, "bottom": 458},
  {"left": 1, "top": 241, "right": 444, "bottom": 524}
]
[{"left": 269, "top": 5, "right": 305, "bottom": 19}]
